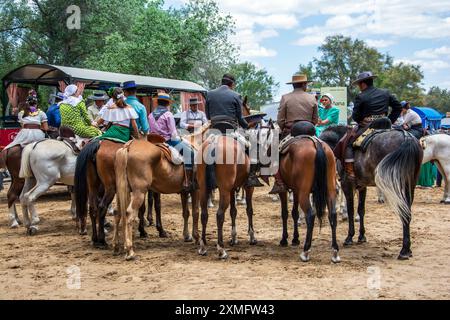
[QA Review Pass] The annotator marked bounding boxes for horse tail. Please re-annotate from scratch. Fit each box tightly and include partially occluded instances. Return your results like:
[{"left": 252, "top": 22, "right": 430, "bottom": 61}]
[
  {"left": 375, "top": 136, "right": 422, "bottom": 223},
  {"left": 19, "top": 143, "right": 36, "bottom": 178},
  {"left": 115, "top": 146, "right": 130, "bottom": 219},
  {"left": 74, "top": 140, "right": 100, "bottom": 222},
  {"left": 312, "top": 141, "right": 328, "bottom": 225}
]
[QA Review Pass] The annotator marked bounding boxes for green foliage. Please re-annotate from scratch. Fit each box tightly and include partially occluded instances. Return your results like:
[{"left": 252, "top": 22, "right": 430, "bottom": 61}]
[
  {"left": 425, "top": 87, "right": 450, "bottom": 113},
  {"left": 230, "top": 62, "right": 279, "bottom": 110}
]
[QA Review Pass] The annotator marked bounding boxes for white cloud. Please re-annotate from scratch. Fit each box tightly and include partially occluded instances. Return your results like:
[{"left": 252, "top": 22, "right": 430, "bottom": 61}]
[
  {"left": 397, "top": 58, "right": 450, "bottom": 73},
  {"left": 414, "top": 46, "right": 450, "bottom": 59},
  {"left": 365, "top": 39, "right": 395, "bottom": 48}
]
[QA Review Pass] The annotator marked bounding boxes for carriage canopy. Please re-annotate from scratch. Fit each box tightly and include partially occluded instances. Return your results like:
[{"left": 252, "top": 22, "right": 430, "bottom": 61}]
[{"left": 412, "top": 107, "right": 445, "bottom": 131}]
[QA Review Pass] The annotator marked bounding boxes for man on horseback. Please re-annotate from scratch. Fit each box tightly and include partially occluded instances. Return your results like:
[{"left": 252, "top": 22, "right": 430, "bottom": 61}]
[
  {"left": 269, "top": 73, "right": 319, "bottom": 194},
  {"left": 148, "top": 93, "right": 196, "bottom": 192},
  {"left": 206, "top": 74, "right": 263, "bottom": 188},
  {"left": 341, "top": 71, "right": 402, "bottom": 180},
  {"left": 123, "top": 81, "right": 150, "bottom": 136}
]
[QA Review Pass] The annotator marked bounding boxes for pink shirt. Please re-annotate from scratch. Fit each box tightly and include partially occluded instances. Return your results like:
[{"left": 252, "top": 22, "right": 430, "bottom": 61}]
[{"left": 148, "top": 111, "right": 178, "bottom": 141}]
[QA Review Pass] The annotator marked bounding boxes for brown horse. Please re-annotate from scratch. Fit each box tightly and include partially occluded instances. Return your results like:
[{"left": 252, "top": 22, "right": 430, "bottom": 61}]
[
  {"left": 194, "top": 121, "right": 274, "bottom": 259},
  {"left": 115, "top": 139, "right": 198, "bottom": 260},
  {"left": 1, "top": 147, "right": 29, "bottom": 228},
  {"left": 277, "top": 122, "right": 340, "bottom": 263}
]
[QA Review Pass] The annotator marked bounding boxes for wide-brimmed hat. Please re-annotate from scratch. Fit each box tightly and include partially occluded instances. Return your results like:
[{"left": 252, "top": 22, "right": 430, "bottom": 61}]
[
  {"left": 122, "top": 81, "right": 137, "bottom": 90},
  {"left": 287, "top": 73, "right": 312, "bottom": 85},
  {"left": 89, "top": 92, "right": 109, "bottom": 101},
  {"left": 157, "top": 93, "right": 173, "bottom": 102},
  {"left": 189, "top": 98, "right": 201, "bottom": 105},
  {"left": 352, "top": 71, "right": 378, "bottom": 86},
  {"left": 51, "top": 92, "right": 65, "bottom": 101}
]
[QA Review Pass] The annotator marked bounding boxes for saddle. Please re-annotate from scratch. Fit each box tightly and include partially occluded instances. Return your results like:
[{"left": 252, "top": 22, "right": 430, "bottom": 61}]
[
  {"left": 56, "top": 126, "right": 83, "bottom": 155},
  {"left": 147, "top": 133, "right": 185, "bottom": 165},
  {"left": 279, "top": 135, "right": 321, "bottom": 155},
  {"left": 353, "top": 118, "right": 393, "bottom": 153}
]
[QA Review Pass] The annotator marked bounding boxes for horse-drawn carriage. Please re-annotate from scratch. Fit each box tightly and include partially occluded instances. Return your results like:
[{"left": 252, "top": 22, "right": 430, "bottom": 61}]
[{"left": 0, "top": 64, "right": 207, "bottom": 150}]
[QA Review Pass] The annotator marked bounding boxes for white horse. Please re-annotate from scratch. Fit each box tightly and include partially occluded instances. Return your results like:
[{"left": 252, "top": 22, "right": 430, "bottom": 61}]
[
  {"left": 420, "top": 134, "right": 450, "bottom": 204},
  {"left": 19, "top": 139, "right": 78, "bottom": 234}
]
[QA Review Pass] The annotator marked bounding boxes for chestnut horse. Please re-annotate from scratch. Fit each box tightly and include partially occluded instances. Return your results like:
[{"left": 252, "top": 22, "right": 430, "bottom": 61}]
[
  {"left": 277, "top": 128, "right": 340, "bottom": 263},
  {"left": 115, "top": 139, "right": 198, "bottom": 260},
  {"left": 195, "top": 122, "right": 275, "bottom": 259}
]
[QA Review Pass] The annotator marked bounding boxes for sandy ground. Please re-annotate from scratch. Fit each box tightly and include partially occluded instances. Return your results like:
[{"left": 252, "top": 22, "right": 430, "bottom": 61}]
[{"left": 0, "top": 184, "right": 449, "bottom": 300}]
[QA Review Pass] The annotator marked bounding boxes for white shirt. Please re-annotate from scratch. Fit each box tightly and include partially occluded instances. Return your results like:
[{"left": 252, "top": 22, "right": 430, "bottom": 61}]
[
  {"left": 180, "top": 109, "right": 208, "bottom": 130},
  {"left": 402, "top": 109, "right": 422, "bottom": 127}
]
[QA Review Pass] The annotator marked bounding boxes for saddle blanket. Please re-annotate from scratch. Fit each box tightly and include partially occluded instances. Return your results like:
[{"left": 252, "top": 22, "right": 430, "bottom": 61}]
[{"left": 279, "top": 134, "right": 321, "bottom": 154}]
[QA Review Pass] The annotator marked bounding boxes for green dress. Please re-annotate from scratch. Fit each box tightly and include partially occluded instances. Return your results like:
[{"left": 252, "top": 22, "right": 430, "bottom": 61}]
[
  {"left": 316, "top": 106, "right": 340, "bottom": 136},
  {"left": 60, "top": 100, "right": 102, "bottom": 138},
  {"left": 418, "top": 162, "right": 437, "bottom": 187}
]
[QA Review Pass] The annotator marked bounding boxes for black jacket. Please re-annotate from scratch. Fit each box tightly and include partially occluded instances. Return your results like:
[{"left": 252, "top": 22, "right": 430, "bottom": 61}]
[
  {"left": 352, "top": 86, "right": 402, "bottom": 124},
  {"left": 206, "top": 85, "right": 249, "bottom": 129}
]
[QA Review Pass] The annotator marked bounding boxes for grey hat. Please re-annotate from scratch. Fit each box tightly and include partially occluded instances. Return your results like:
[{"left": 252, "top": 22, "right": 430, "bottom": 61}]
[
  {"left": 89, "top": 92, "right": 109, "bottom": 101},
  {"left": 352, "top": 71, "right": 378, "bottom": 86}
]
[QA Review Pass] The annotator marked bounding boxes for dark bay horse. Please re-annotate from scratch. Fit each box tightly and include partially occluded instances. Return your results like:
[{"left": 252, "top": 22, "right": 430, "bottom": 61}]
[
  {"left": 277, "top": 122, "right": 340, "bottom": 263},
  {"left": 320, "top": 125, "right": 423, "bottom": 260}
]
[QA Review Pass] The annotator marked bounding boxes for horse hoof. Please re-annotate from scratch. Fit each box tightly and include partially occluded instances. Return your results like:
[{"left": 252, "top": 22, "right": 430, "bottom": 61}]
[
  {"left": 31, "top": 217, "right": 40, "bottom": 225},
  {"left": 398, "top": 251, "right": 413, "bottom": 260},
  {"left": 125, "top": 254, "right": 136, "bottom": 262},
  {"left": 229, "top": 239, "right": 238, "bottom": 246},
  {"left": 184, "top": 235, "right": 193, "bottom": 243},
  {"left": 79, "top": 229, "right": 88, "bottom": 236},
  {"left": 198, "top": 248, "right": 208, "bottom": 256},
  {"left": 27, "top": 226, "right": 38, "bottom": 236},
  {"left": 344, "top": 238, "right": 353, "bottom": 246},
  {"left": 94, "top": 242, "right": 108, "bottom": 250},
  {"left": 113, "top": 248, "right": 121, "bottom": 256},
  {"left": 140, "top": 232, "right": 148, "bottom": 239},
  {"left": 249, "top": 239, "right": 258, "bottom": 246},
  {"left": 292, "top": 239, "right": 300, "bottom": 247},
  {"left": 9, "top": 221, "right": 19, "bottom": 229},
  {"left": 280, "top": 239, "right": 288, "bottom": 247},
  {"left": 332, "top": 250, "right": 341, "bottom": 264},
  {"left": 300, "top": 251, "right": 311, "bottom": 263},
  {"left": 159, "top": 231, "right": 168, "bottom": 239},
  {"left": 358, "top": 236, "right": 367, "bottom": 244},
  {"left": 218, "top": 251, "right": 228, "bottom": 260}
]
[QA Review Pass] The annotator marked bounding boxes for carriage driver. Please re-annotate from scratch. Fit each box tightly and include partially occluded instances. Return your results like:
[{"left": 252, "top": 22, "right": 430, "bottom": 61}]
[
  {"left": 339, "top": 72, "right": 402, "bottom": 181},
  {"left": 205, "top": 73, "right": 263, "bottom": 188}
]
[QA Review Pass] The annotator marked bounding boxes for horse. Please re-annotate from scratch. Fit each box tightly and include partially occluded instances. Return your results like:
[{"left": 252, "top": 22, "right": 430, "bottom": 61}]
[
  {"left": 276, "top": 122, "right": 340, "bottom": 263},
  {"left": 194, "top": 120, "right": 275, "bottom": 259},
  {"left": 1, "top": 146, "right": 26, "bottom": 228},
  {"left": 115, "top": 138, "right": 199, "bottom": 260},
  {"left": 320, "top": 124, "right": 423, "bottom": 260},
  {"left": 18, "top": 139, "right": 77, "bottom": 235},
  {"left": 420, "top": 134, "right": 450, "bottom": 204}
]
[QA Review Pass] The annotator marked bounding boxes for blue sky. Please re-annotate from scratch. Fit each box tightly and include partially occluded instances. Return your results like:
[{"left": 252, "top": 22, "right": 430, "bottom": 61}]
[{"left": 167, "top": 0, "right": 450, "bottom": 100}]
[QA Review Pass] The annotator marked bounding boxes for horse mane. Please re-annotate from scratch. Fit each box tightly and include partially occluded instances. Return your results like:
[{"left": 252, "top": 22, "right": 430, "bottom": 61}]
[{"left": 319, "top": 125, "right": 348, "bottom": 150}]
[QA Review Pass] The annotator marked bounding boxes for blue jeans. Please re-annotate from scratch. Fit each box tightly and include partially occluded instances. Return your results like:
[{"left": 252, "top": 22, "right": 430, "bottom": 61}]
[{"left": 167, "top": 139, "right": 194, "bottom": 169}]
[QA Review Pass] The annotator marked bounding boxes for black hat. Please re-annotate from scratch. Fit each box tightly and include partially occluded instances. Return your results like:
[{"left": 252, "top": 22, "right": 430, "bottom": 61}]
[
  {"left": 352, "top": 71, "right": 378, "bottom": 86},
  {"left": 189, "top": 98, "right": 201, "bottom": 105}
]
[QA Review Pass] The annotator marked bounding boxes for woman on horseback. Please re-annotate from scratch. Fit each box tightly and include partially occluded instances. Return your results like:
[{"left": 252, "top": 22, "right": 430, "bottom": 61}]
[
  {"left": 93, "top": 88, "right": 140, "bottom": 143},
  {"left": 59, "top": 84, "right": 102, "bottom": 138},
  {"left": 4, "top": 90, "right": 48, "bottom": 150}
]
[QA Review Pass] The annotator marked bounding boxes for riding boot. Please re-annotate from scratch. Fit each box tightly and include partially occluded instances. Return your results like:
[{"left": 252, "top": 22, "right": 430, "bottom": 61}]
[
  {"left": 245, "top": 164, "right": 264, "bottom": 188},
  {"left": 344, "top": 162, "right": 356, "bottom": 182},
  {"left": 269, "top": 171, "right": 288, "bottom": 194}
]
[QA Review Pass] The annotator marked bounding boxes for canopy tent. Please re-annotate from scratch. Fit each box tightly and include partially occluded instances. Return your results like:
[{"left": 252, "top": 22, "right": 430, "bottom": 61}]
[
  {"left": 411, "top": 107, "right": 445, "bottom": 131},
  {"left": 1, "top": 64, "right": 207, "bottom": 118},
  {"left": 441, "top": 117, "right": 450, "bottom": 130}
]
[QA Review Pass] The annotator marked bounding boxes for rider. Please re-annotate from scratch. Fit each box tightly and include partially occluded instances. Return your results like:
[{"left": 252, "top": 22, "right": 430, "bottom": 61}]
[
  {"left": 206, "top": 73, "right": 263, "bottom": 188},
  {"left": 4, "top": 90, "right": 48, "bottom": 150},
  {"left": 148, "top": 93, "right": 195, "bottom": 192},
  {"left": 269, "top": 73, "right": 319, "bottom": 194},
  {"left": 180, "top": 98, "right": 208, "bottom": 134},
  {"left": 123, "top": 81, "right": 150, "bottom": 136},
  {"left": 59, "top": 84, "right": 102, "bottom": 138},
  {"left": 397, "top": 101, "right": 423, "bottom": 140},
  {"left": 342, "top": 71, "right": 402, "bottom": 180}
]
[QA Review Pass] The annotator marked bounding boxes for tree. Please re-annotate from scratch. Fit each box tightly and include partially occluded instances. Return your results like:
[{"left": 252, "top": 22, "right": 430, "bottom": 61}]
[
  {"left": 230, "top": 62, "right": 279, "bottom": 110},
  {"left": 379, "top": 63, "right": 425, "bottom": 105},
  {"left": 425, "top": 87, "right": 450, "bottom": 113}
]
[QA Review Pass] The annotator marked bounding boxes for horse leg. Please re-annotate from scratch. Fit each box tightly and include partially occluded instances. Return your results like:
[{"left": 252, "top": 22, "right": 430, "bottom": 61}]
[
  {"left": 7, "top": 179, "right": 24, "bottom": 228},
  {"left": 154, "top": 193, "right": 167, "bottom": 238},
  {"left": 216, "top": 191, "right": 230, "bottom": 259},
  {"left": 291, "top": 192, "right": 300, "bottom": 246},
  {"left": 69, "top": 187, "right": 77, "bottom": 221},
  {"left": 229, "top": 190, "right": 238, "bottom": 246},
  {"left": 279, "top": 191, "right": 289, "bottom": 247},
  {"left": 328, "top": 197, "right": 340, "bottom": 263},
  {"left": 112, "top": 208, "right": 122, "bottom": 256},
  {"left": 124, "top": 190, "right": 145, "bottom": 261},
  {"left": 88, "top": 193, "right": 99, "bottom": 245},
  {"left": 147, "top": 191, "right": 154, "bottom": 226},
  {"left": 300, "top": 194, "right": 315, "bottom": 263},
  {"left": 191, "top": 189, "right": 200, "bottom": 244},
  {"left": 19, "top": 178, "right": 34, "bottom": 234},
  {"left": 181, "top": 192, "right": 193, "bottom": 242},
  {"left": 245, "top": 186, "right": 257, "bottom": 245},
  {"left": 357, "top": 188, "right": 367, "bottom": 244},
  {"left": 138, "top": 201, "right": 148, "bottom": 239},
  {"left": 437, "top": 163, "right": 450, "bottom": 204},
  {"left": 96, "top": 188, "right": 116, "bottom": 248},
  {"left": 199, "top": 188, "right": 209, "bottom": 256},
  {"left": 399, "top": 215, "right": 413, "bottom": 260},
  {"left": 21, "top": 177, "right": 54, "bottom": 235},
  {"left": 343, "top": 182, "right": 355, "bottom": 246}
]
